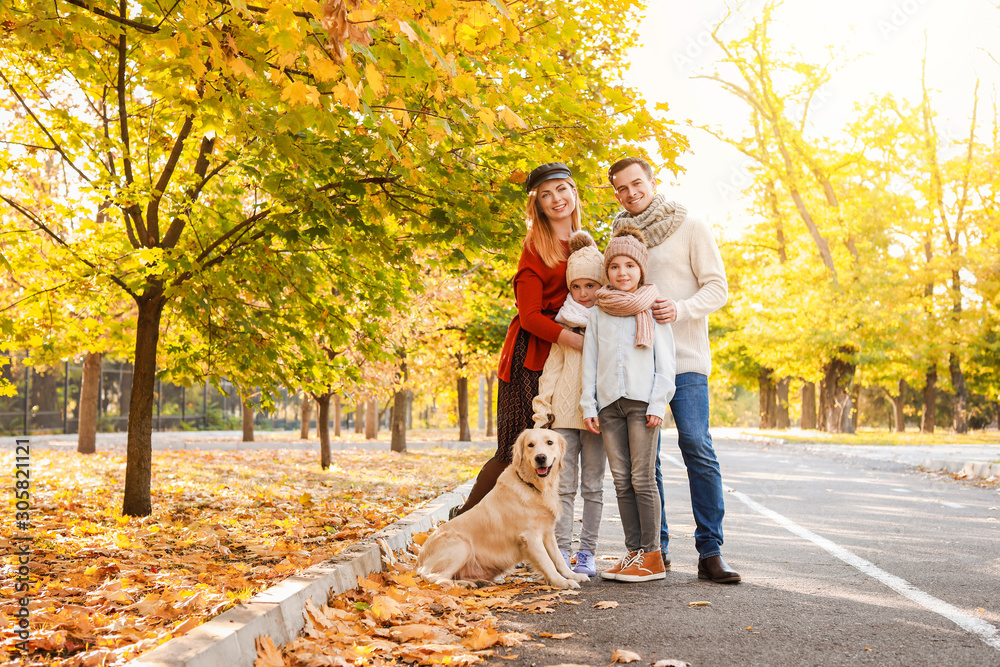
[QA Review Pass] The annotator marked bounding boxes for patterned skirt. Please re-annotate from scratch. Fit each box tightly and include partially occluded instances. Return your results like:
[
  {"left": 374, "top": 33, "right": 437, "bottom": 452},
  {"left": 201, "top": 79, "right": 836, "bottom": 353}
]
[{"left": 496, "top": 327, "right": 542, "bottom": 464}]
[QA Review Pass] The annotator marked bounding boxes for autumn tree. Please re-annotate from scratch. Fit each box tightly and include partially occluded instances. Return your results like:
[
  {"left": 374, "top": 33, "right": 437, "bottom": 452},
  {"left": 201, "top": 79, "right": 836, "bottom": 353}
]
[{"left": 1, "top": 0, "right": 683, "bottom": 514}]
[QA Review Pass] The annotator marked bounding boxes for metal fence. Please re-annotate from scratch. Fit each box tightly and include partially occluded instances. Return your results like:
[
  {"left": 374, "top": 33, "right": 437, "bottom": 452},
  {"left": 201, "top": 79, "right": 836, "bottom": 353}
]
[{"left": 0, "top": 353, "right": 307, "bottom": 436}]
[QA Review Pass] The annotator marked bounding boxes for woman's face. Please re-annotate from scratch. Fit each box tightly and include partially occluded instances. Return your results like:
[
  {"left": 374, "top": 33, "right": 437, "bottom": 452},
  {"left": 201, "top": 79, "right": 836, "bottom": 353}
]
[{"left": 535, "top": 179, "right": 576, "bottom": 224}]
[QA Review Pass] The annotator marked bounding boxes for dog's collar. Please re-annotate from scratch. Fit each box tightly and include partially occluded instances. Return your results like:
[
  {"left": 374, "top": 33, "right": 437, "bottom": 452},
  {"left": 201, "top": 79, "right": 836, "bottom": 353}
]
[{"left": 515, "top": 469, "right": 543, "bottom": 493}]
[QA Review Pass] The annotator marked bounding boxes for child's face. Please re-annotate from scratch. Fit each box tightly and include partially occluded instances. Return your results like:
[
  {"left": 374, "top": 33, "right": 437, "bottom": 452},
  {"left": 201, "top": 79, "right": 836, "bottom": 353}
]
[
  {"left": 570, "top": 279, "right": 600, "bottom": 307},
  {"left": 607, "top": 255, "right": 642, "bottom": 293}
]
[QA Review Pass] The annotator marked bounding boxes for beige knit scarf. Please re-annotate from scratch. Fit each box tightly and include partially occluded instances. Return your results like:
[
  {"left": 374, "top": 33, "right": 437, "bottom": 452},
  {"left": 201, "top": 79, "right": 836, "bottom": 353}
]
[
  {"left": 595, "top": 284, "right": 660, "bottom": 348},
  {"left": 613, "top": 194, "right": 687, "bottom": 248}
]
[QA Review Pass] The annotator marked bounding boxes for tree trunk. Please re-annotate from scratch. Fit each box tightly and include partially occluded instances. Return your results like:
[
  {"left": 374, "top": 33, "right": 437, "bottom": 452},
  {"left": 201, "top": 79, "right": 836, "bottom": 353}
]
[
  {"left": 122, "top": 293, "right": 166, "bottom": 517},
  {"left": 758, "top": 368, "right": 776, "bottom": 429},
  {"left": 77, "top": 351, "right": 103, "bottom": 454},
  {"left": 355, "top": 399, "right": 364, "bottom": 434},
  {"left": 800, "top": 381, "right": 817, "bottom": 429},
  {"left": 891, "top": 379, "right": 907, "bottom": 432},
  {"left": 485, "top": 371, "right": 496, "bottom": 437},
  {"left": 457, "top": 376, "right": 471, "bottom": 441},
  {"left": 820, "top": 355, "right": 856, "bottom": 434},
  {"left": 315, "top": 393, "right": 331, "bottom": 469},
  {"left": 841, "top": 381, "right": 859, "bottom": 434},
  {"left": 365, "top": 396, "right": 378, "bottom": 439},
  {"left": 949, "top": 352, "right": 968, "bottom": 433},
  {"left": 333, "top": 393, "right": 341, "bottom": 437},
  {"left": 921, "top": 364, "right": 937, "bottom": 434},
  {"left": 299, "top": 394, "right": 312, "bottom": 439},
  {"left": 391, "top": 388, "right": 408, "bottom": 453},
  {"left": 775, "top": 377, "right": 790, "bottom": 430},
  {"left": 241, "top": 394, "right": 255, "bottom": 442}
]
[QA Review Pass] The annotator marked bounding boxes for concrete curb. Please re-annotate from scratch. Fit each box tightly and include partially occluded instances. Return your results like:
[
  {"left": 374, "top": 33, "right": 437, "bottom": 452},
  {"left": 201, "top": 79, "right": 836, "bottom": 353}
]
[
  {"left": 128, "top": 479, "right": 474, "bottom": 667},
  {"left": 921, "top": 459, "right": 1000, "bottom": 479}
]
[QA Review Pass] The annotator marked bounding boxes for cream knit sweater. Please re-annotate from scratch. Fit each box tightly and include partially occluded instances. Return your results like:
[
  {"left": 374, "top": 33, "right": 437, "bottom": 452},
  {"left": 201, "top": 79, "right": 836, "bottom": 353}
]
[
  {"left": 645, "top": 212, "right": 728, "bottom": 376},
  {"left": 531, "top": 334, "right": 587, "bottom": 431}
]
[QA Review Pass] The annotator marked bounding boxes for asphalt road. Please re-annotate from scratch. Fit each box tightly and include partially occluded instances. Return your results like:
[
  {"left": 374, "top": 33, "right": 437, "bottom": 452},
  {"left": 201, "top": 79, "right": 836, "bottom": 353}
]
[{"left": 491, "top": 435, "right": 1000, "bottom": 667}]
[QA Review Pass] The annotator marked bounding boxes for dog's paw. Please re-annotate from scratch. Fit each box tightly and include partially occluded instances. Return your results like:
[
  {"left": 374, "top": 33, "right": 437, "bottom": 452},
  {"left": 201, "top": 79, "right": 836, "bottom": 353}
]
[
  {"left": 557, "top": 578, "right": 581, "bottom": 590},
  {"left": 569, "top": 572, "right": 590, "bottom": 583}
]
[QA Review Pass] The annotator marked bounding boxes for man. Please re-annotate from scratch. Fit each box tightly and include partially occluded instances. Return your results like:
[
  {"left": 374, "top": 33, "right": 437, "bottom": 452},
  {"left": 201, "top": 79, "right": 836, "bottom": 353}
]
[{"left": 607, "top": 157, "right": 739, "bottom": 584}]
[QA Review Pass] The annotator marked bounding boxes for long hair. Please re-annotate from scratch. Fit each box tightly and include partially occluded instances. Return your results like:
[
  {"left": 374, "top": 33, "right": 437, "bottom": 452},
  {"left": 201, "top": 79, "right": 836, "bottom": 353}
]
[{"left": 523, "top": 177, "right": 582, "bottom": 268}]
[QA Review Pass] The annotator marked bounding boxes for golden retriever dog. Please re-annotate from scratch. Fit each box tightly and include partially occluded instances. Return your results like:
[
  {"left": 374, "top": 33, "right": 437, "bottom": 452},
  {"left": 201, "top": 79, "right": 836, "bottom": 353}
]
[{"left": 416, "top": 429, "right": 589, "bottom": 589}]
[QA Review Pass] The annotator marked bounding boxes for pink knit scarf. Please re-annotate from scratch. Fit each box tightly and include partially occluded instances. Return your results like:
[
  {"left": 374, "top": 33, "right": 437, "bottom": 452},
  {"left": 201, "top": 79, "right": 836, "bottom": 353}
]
[{"left": 595, "top": 284, "right": 660, "bottom": 347}]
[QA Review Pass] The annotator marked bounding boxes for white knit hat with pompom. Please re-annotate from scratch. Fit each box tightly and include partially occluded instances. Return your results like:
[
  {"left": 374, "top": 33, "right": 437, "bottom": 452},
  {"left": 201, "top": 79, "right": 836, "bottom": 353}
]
[{"left": 565, "top": 230, "right": 606, "bottom": 287}]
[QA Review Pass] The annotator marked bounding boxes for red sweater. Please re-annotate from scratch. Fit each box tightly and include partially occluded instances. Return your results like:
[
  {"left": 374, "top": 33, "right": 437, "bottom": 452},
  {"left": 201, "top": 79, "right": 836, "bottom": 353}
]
[{"left": 497, "top": 242, "right": 569, "bottom": 382}]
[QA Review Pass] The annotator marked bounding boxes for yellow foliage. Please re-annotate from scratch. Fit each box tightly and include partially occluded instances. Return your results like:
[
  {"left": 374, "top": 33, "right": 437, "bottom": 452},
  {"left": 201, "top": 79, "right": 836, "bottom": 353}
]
[
  {"left": 281, "top": 80, "right": 321, "bottom": 107},
  {"left": 498, "top": 107, "right": 527, "bottom": 130},
  {"left": 365, "top": 62, "right": 386, "bottom": 97}
]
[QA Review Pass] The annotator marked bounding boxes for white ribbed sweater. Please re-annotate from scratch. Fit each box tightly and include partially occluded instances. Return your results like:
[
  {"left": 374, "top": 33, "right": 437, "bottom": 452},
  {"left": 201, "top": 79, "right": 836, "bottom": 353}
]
[{"left": 645, "top": 212, "right": 728, "bottom": 376}]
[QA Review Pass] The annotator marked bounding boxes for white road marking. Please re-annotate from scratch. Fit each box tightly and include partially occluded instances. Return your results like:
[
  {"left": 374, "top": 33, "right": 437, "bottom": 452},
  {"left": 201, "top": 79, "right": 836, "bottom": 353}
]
[
  {"left": 941, "top": 502, "right": 966, "bottom": 509},
  {"left": 662, "top": 454, "right": 1000, "bottom": 652},
  {"left": 892, "top": 488, "right": 911, "bottom": 493}
]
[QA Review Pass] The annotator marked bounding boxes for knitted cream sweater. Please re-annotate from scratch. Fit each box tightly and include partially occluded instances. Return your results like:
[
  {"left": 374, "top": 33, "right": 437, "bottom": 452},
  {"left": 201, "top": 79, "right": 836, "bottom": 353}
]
[
  {"left": 645, "top": 212, "right": 728, "bottom": 376},
  {"left": 531, "top": 338, "right": 587, "bottom": 431}
]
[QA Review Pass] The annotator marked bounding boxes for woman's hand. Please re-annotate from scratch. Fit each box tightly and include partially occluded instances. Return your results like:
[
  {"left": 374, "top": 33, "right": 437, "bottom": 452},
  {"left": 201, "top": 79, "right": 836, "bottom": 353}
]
[
  {"left": 584, "top": 417, "right": 601, "bottom": 434},
  {"left": 646, "top": 415, "right": 662, "bottom": 428},
  {"left": 557, "top": 329, "right": 585, "bottom": 351}
]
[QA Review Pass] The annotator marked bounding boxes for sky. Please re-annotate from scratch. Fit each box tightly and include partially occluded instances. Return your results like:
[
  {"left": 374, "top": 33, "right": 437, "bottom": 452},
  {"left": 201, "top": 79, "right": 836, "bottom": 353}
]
[{"left": 625, "top": 0, "right": 1000, "bottom": 238}]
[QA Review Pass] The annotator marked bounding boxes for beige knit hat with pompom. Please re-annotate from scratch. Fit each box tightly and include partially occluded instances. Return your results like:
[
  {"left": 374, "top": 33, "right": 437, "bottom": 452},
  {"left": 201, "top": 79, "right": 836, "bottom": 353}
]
[
  {"left": 565, "top": 230, "right": 607, "bottom": 287},
  {"left": 603, "top": 223, "right": 648, "bottom": 285}
]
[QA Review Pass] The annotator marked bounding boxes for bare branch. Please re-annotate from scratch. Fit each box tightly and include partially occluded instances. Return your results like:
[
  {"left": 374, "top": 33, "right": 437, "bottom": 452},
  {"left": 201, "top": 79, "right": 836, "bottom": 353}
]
[
  {"left": 60, "top": 0, "right": 159, "bottom": 33},
  {"left": 0, "top": 195, "right": 140, "bottom": 299},
  {"left": 0, "top": 71, "right": 93, "bottom": 183},
  {"left": 146, "top": 114, "right": 195, "bottom": 244}
]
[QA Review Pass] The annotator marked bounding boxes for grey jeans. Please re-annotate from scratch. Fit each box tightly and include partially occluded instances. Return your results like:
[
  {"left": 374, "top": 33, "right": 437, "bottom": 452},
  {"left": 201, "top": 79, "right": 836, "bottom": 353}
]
[
  {"left": 599, "top": 398, "right": 662, "bottom": 552},
  {"left": 555, "top": 428, "right": 606, "bottom": 552}
]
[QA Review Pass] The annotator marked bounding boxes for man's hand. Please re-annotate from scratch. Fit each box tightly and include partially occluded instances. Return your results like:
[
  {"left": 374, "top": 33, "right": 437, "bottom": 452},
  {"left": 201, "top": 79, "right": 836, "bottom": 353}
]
[
  {"left": 652, "top": 296, "right": 676, "bottom": 324},
  {"left": 584, "top": 417, "right": 601, "bottom": 434},
  {"left": 646, "top": 415, "right": 662, "bottom": 428}
]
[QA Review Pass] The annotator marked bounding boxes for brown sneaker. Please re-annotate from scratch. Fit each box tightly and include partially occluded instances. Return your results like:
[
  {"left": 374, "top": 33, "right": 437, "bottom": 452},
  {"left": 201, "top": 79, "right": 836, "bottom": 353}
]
[
  {"left": 616, "top": 549, "right": 666, "bottom": 582},
  {"left": 600, "top": 550, "right": 639, "bottom": 581}
]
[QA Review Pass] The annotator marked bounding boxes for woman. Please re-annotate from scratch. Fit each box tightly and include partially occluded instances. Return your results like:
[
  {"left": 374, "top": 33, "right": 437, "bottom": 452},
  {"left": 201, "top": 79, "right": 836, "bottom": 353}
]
[{"left": 453, "top": 162, "right": 586, "bottom": 515}]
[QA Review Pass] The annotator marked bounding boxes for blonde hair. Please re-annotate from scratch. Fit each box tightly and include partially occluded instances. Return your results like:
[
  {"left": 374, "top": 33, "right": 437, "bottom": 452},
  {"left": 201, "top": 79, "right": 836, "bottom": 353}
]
[{"left": 523, "top": 177, "right": 582, "bottom": 268}]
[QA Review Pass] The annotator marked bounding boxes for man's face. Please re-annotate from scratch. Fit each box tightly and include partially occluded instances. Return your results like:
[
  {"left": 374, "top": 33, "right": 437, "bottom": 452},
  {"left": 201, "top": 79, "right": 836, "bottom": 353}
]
[{"left": 611, "top": 163, "right": 656, "bottom": 215}]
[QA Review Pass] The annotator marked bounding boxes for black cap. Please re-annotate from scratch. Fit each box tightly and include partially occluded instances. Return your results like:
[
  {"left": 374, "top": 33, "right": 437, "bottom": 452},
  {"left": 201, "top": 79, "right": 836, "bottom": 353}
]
[{"left": 526, "top": 162, "right": 572, "bottom": 192}]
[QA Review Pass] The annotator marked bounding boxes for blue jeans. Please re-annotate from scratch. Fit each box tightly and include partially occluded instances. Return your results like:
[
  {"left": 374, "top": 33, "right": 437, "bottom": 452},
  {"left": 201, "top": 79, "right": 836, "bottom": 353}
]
[{"left": 655, "top": 373, "right": 725, "bottom": 560}]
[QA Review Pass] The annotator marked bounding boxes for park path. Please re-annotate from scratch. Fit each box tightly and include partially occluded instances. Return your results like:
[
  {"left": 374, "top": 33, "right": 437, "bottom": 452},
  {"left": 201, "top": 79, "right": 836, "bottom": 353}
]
[{"left": 487, "top": 434, "right": 1000, "bottom": 667}]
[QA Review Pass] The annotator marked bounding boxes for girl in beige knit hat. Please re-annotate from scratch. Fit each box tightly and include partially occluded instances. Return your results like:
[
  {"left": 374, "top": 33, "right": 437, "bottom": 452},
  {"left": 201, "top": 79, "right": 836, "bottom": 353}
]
[
  {"left": 581, "top": 224, "right": 676, "bottom": 583},
  {"left": 531, "top": 230, "right": 607, "bottom": 577}
]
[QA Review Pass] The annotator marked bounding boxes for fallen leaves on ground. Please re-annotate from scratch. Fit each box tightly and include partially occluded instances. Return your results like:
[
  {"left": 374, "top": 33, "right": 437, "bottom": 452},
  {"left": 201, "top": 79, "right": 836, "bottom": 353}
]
[
  {"left": 687, "top": 601, "right": 711, "bottom": 607},
  {"left": 593, "top": 600, "right": 618, "bottom": 609},
  {"left": 0, "top": 446, "right": 490, "bottom": 666},
  {"left": 261, "top": 548, "right": 579, "bottom": 667},
  {"left": 610, "top": 648, "right": 642, "bottom": 663},
  {"left": 651, "top": 660, "right": 691, "bottom": 667}
]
